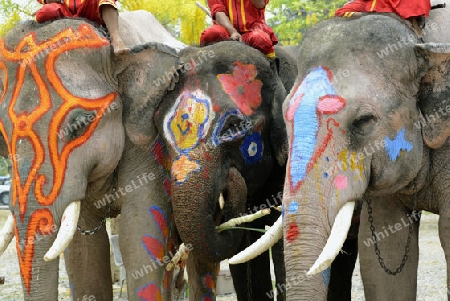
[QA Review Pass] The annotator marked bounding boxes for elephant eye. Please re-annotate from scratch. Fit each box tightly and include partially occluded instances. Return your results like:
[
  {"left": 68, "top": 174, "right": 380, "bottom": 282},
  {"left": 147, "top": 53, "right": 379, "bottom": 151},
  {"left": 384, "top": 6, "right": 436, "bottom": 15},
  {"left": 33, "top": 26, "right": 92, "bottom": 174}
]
[
  {"left": 351, "top": 114, "right": 376, "bottom": 135},
  {"left": 219, "top": 115, "right": 251, "bottom": 141},
  {"left": 59, "top": 109, "right": 97, "bottom": 142}
]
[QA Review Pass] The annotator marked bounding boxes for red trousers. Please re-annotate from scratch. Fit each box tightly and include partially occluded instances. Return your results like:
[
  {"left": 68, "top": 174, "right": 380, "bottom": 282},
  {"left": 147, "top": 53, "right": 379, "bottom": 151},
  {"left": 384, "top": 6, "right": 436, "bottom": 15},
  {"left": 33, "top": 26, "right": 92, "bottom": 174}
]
[
  {"left": 200, "top": 24, "right": 276, "bottom": 57},
  {"left": 335, "top": 0, "right": 431, "bottom": 19},
  {"left": 35, "top": 0, "right": 116, "bottom": 25}
]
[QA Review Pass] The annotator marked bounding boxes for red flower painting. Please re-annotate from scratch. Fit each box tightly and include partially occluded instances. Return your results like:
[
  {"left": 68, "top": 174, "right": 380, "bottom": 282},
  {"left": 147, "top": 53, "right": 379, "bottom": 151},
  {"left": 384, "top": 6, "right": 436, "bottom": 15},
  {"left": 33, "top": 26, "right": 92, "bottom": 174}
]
[{"left": 218, "top": 61, "right": 262, "bottom": 115}]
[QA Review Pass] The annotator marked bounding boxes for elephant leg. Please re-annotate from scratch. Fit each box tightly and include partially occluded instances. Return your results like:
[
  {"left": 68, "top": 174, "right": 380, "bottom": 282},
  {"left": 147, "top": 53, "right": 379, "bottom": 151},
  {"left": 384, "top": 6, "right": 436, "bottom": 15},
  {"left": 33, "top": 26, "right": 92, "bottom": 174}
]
[
  {"left": 65, "top": 215, "right": 112, "bottom": 301},
  {"left": 272, "top": 238, "right": 286, "bottom": 301},
  {"left": 327, "top": 238, "right": 358, "bottom": 301},
  {"left": 185, "top": 254, "right": 218, "bottom": 301},
  {"left": 116, "top": 143, "right": 172, "bottom": 301},
  {"left": 359, "top": 197, "right": 419, "bottom": 301},
  {"left": 230, "top": 230, "right": 274, "bottom": 301}
]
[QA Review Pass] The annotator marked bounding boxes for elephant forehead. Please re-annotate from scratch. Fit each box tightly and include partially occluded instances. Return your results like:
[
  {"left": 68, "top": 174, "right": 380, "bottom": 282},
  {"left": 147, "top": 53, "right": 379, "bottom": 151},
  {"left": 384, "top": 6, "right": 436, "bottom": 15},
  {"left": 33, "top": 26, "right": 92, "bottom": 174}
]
[{"left": 163, "top": 89, "right": 215, "bottom": 153}]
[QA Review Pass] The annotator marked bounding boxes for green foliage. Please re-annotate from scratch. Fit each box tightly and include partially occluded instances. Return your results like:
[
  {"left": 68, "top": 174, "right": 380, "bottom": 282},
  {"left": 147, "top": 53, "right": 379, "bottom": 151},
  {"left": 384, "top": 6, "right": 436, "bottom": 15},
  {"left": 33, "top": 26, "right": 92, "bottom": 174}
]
[
  {"left": 121, "top": 0, "right": 208, "bottom": 45},
  {"left": 0, "top": 0, "right": 39, "bottom": 37},
  {"left": 267, "top": 0, "right": 349, "bottom": 45},
  {"left": 0, "top": 156, "right": 11, "bottom": 176}
]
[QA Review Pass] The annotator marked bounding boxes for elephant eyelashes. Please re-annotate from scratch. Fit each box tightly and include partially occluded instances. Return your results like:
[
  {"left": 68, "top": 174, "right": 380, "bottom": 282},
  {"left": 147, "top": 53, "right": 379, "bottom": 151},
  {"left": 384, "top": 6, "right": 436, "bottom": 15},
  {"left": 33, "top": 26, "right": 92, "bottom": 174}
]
[{"left": 60, "top": 110, "right": 97, "bottom": 141}]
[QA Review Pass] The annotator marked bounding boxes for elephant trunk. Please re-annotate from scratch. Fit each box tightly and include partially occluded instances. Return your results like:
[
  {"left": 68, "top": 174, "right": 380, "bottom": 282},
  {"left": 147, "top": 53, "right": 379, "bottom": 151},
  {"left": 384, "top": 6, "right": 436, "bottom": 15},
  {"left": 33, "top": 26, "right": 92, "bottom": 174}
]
[{"left": 172, "top": 167, "right": 247, "bottom": 262}]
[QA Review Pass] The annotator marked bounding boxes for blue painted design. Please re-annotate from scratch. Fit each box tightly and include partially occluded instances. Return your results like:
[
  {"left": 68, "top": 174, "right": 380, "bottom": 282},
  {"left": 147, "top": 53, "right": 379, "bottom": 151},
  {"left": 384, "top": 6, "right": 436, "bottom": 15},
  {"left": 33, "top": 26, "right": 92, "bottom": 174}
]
[
  {"left": 211, "top": 109, "right": 250, "bottom": 146},
  {"left": 69, "top": 282, "right": 74, "bottom": 299},
  {"left": 324, "top": 172, "right": 329, "bottom": 178},
  {"left": 288, "top": 67, "right": 337, "bottom": 189},
  {"left": 326, "top": 157, "right": 330, "bottom": 162},
  {"left": 384, "top": 128, "right": 413, "bottom": 161},
  {"left": 240, "top": 132, "right": 263, "bottom": 164},
  {"left": 288, "top": 201, "right": 298, "bottom": 214},
  {"left": 281, "top": 204, "right": 285, "bottom": 217},
  {"left": 322, "top": 267, "right": 331, "bottom": 286}
]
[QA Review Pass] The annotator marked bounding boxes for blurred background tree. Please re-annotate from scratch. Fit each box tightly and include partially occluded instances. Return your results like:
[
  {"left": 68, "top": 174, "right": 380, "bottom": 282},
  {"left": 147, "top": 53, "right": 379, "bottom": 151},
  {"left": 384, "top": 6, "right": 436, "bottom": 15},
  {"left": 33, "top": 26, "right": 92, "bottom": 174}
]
[
  {"left": 0, "top": 0, "right": 349, "bottom": 45},
  {"left": 0, "top": 0, "right": 38, "bottom": 37},
  {"left": 266, "top": 0, "right": 348, "bottom": 45},
  {"left": 0, "top": 156, "right": 11, "bottom": 176}
]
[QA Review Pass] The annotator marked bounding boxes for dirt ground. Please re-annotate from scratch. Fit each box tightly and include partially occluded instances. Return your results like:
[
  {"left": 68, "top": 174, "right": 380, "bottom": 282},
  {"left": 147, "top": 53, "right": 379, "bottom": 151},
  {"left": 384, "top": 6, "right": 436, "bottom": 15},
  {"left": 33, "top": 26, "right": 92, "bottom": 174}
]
[{"left": 0, "top": 210, "right": 446, "bottom": 300}]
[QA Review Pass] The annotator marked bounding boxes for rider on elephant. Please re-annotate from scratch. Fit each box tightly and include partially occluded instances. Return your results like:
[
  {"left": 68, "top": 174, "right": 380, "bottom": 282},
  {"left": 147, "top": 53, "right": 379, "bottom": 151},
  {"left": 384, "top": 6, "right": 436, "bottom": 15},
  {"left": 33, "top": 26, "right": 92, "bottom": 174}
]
[
  {"left": 34, "top": 0, "right": 130, "bottom": 55},
  {"left": 200, "top": 0, "right": 278, "bottom": 60},
  {"left": 335, "top": 0, "right": 431, "bottom": 19}
]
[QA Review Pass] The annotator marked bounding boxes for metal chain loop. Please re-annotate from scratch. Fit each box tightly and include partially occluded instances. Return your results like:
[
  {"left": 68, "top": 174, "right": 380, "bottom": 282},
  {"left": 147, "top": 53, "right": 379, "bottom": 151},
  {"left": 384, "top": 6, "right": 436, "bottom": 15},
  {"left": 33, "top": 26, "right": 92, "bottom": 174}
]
[{"left": 366, "top": 181, "right": 418, "bottom": 275}]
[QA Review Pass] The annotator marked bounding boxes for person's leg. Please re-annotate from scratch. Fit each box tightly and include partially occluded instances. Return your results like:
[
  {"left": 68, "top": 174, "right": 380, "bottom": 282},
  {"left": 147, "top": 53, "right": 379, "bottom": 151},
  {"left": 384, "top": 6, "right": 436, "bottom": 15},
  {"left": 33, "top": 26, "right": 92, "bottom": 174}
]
[
  {"left": 200, "top": 24, "right": 230, "bottom": 46},
  {"left": 100, "top": 4, "right": 130, "bottom": 55},
  {"left": 241, "top": 29, "right": 275, "bottom": 59},
  {"left": 335, "top": 0, "right": 368, "bottom": 17},
  {"left": 35, "top": 3, "right": 72, "bottom": 23}
]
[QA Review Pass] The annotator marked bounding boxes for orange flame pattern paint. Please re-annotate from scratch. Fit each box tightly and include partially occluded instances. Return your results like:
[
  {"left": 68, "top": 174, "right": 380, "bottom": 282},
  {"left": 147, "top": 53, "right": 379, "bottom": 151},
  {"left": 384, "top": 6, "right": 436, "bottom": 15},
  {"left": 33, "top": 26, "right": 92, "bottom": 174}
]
[
  {"left": 0, "top": 24, "right": 116, "bottom": 294},
  {"left": 14, "top": 209, "right": 54, "bottom": 294}
]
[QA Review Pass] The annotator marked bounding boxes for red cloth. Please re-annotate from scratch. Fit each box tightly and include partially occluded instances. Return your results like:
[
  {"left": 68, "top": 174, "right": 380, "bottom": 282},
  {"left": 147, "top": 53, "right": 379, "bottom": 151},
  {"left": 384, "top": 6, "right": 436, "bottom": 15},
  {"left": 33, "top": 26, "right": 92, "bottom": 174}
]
[
  {"left": 335, "top": 0, "right": 367, "bottom": 17},
  {"left": 200, "top": 0, "right": 277, "bottom": 55},
  {"left": 35, "top": 0, "right": 117, "bottom": 25},
  {"left": 335, "top": 0, "right": 431, "bottom": 18}
]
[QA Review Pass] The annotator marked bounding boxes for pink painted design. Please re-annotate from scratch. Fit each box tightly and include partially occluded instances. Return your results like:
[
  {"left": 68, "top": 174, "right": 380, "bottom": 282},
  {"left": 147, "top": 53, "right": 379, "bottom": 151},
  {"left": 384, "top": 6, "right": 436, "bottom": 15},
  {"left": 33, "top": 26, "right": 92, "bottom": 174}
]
[
  {"left": 202, "top": 272, "right": 215, "bottom": 291},
  {"left": 149, "top": 206, "right": 169, "bottom": 240},
  {"left": 163, "top": 178, "right": 171, "bottom": 197},
  {"left": 286, "top": 94, "right": 302, "bottom": 121},
  {"left": 136, "top": 283, "right": 163, "bottom": 301},
  {"left": 286, "top": 222, "right": 299, "bottom": 243},
  {"left": 334, "top": 174, "right": 348, "bottom": 190},
  {"left": 317, "top": 95, "right": 346, "bottom": 115},
  {"left": 217, "top": 61, "right": 262, "bottom": 115},
  {"left": 142, "top": 236, "right": 165, "bottom": 262}
]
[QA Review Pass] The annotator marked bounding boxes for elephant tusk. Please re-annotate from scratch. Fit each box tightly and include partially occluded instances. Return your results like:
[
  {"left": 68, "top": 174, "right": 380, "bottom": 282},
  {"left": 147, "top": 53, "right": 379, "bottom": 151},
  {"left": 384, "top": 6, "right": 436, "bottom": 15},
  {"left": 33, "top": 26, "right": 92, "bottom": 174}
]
[
  {"left": 216, "top": 208, "right": 271, "bottom": 232},
  {"left": 228, "top": 215, "right": 282, "bottom": 264},
  {"left": 219, "top": 193, "right": 225, "bottom": 210},
  {"left": 44, "top": 201, "right": 80, "bottom": 261},
  {"left": 307, "top": 201, "right": 355, "bottom": 275},
  {"left": 0, "top": 212, "right": 15, "bottom": 257}
]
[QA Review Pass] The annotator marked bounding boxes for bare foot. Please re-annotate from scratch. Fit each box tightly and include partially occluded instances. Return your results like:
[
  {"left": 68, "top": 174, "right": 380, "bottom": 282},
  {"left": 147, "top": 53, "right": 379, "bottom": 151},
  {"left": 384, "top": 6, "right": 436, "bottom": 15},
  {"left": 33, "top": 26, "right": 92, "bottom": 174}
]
[{"left": 111, "top": 39, "right": 130, "bottom": 55}]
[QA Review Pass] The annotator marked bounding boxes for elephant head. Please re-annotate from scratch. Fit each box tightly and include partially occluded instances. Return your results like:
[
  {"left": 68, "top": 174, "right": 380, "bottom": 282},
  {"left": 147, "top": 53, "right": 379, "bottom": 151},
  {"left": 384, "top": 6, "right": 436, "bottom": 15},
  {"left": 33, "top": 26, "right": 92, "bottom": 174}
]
[
  {"left": 132, "top": 41, "right": 288, "bottom": 264},
  {"left": 230, "top": 11, "right": 450, "bottom": 300},
  {"left": 0, "top": 17, "right": 180, "bottom": 300}
]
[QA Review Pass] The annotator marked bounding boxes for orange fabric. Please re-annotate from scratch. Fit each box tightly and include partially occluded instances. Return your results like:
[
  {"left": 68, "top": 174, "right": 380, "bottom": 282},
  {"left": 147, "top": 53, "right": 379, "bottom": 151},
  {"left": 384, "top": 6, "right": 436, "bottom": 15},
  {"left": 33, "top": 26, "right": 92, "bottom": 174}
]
[
  {"left": 200, "top": 23, "right": 275, "bottom": 55},
  {"left": 201, "top": 0, "right": 277, "bottom": 53},
  {"left": 35, "top": 0, "right": 117, "bottom": 25},
  {"left": 335, "top": 0, "right": 431, "bottom": 19},
  {"left": 335, "top": 0, "right": 368, "bottom": 16},
  {"left": 366, "top": 0, "right": 431, "bottom": 18}
]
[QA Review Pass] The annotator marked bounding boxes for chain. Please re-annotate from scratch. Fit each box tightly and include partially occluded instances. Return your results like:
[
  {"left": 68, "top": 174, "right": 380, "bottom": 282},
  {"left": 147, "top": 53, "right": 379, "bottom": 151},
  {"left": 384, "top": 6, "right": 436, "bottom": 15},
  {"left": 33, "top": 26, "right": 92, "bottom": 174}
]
[
  {"left": 77, "top": 173, "right": 117, "bottom": 236},
  {"left": 366, "top": 181, "right": 418, "bottom": 275}
]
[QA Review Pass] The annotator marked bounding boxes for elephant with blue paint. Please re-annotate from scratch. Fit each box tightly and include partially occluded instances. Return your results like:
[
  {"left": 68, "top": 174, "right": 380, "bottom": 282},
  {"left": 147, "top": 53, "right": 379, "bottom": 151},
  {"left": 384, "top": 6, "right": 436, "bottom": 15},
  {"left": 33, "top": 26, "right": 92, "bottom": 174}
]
[{"left": 230, "top": 2, "right": 450, "bottom": 300}]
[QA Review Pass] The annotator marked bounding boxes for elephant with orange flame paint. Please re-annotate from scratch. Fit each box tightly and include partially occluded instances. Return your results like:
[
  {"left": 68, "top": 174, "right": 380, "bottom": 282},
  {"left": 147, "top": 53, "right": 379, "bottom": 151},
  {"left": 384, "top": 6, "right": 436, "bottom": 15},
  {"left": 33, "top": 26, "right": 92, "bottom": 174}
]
[
  {"left": 230, "top": 3, "right": 450, "bottom": 300},
  {"left": 0, "top": 11, "right": 186, "bottom": 301}
]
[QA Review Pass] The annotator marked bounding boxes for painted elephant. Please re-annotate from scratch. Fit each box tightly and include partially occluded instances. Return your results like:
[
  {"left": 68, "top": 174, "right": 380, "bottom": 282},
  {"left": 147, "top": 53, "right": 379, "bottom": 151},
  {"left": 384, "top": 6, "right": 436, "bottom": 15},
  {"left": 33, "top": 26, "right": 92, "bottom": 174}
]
[
  {"left": 0, "top": 11, "right": 186, "bottom": 301},
  {"left": 231, "top": 3, "right": 450, "bottom": 301},
  {"left": 139, "top": 40, "right": 293, "bottom": 300}
]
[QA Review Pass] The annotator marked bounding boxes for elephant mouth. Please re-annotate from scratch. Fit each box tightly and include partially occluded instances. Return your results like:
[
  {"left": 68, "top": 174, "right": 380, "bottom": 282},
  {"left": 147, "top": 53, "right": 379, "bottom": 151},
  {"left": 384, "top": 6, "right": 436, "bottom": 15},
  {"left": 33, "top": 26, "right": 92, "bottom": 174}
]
[{"left": 213, "top": 167, "right": 247, "bottom": 227}]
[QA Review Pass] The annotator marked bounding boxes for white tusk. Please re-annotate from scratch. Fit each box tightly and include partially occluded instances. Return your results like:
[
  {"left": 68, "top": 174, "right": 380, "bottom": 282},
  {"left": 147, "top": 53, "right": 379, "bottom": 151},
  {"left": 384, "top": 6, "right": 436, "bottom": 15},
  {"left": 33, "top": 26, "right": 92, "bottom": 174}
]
[
  {"left": 228, "top": 215, "right": 282, "bottom": 264},
  {"left": 44, "top": 201, "right": 80, "bottom": 261},
  {"left": 0, "top": 212, "right": 15, "bottom": 257},
  {"left": 219, "top": 193, "right": 225, "bottom": 210},
  {"left": 216, "top": 208, "right": 271, "bottom": 232},
  {"left": 307, "top": 201, "right": 355, "bottom": 275}
]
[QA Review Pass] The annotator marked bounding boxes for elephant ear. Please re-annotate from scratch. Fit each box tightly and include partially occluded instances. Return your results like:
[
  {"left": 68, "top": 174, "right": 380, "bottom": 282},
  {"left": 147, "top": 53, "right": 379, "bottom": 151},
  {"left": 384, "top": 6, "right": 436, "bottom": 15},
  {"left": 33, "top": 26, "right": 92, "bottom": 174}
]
[
  {"left": 416, "top": 43, "right": 450, "bottom": 149},
  {"left": 269, "top": 57, "right": 290, "bottom": 166},
  {"left": 114, "top": 42, "right": 181, "bottom": 148}
]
